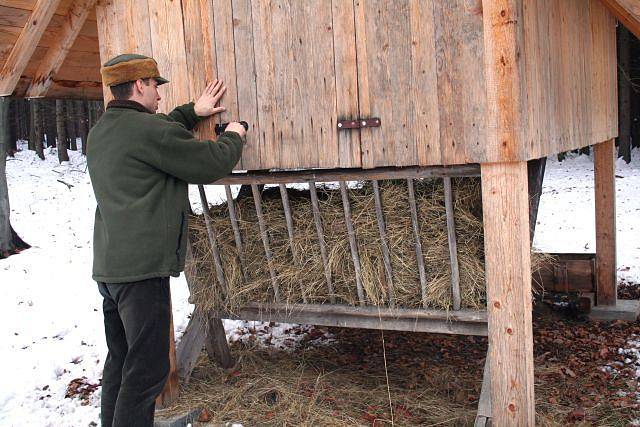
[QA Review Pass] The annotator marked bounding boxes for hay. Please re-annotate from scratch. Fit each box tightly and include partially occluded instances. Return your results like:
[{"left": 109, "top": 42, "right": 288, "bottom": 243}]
[
  {"left": 162, "top": 338, "right": 477, "bottom": 425},
  {"left": 188, "top": 178, "right": 551, "bottom": 314}
]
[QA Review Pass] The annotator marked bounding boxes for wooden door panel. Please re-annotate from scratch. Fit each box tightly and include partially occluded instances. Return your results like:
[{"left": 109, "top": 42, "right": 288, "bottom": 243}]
[{"left": 198, "top": 0, "right": 358, "bottom": 171}]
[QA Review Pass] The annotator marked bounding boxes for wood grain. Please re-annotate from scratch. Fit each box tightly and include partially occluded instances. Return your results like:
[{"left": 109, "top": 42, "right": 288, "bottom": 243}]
[
  {"left": 26, "top": 0, "right": 96, "bottom": 97},
  {"left": 0, "top": 0, "right": 62, "bottom": 96},
  {"left": 594, "top": 139, "right": 617, "bottom": 306},
  {"left": 481, "top": 161, "right": 534, "bottom": 426}
]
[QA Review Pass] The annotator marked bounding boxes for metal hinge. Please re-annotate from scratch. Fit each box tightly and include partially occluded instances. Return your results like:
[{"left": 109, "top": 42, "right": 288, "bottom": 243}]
[{"left": 337, "top": 118, "right": 381, "bottom": 130}]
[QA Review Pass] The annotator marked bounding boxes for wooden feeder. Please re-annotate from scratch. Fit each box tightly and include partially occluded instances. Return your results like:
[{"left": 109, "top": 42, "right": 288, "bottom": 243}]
[{"left": 2, "top": 0, "right": 639, "bottom": 424}]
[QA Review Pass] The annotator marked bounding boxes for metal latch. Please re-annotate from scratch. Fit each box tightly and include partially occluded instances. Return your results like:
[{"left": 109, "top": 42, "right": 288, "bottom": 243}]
[{"left": 337, "top": 118, "right": 381, "bottom": 130}]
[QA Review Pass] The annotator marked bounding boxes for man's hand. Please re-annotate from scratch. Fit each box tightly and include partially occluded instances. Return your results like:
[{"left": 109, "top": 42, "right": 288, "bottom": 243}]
[
  {"left": 194, "top": 80, "right": 226, "bottom": 117},
  {"left": 225, "top": 122, "right": 247, "bottom": 139}
]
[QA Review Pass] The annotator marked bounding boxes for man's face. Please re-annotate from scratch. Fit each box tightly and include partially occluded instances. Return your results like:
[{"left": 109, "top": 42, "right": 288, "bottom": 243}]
[{"left": 138, "top": 78, "right": 161, "bottom": 112}]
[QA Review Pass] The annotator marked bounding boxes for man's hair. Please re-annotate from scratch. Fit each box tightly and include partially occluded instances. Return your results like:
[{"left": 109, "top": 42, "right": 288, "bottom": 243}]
[{"left": 110, "top": 78, "right": 151, "bottom": 100}]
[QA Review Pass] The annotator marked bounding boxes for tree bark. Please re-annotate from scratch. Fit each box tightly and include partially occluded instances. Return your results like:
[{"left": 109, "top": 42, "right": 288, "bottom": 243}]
[
  {"left": 0, "top": 96, "right": 29, "bottom": 258},
  {"left": 33, "top": 99, "right": 45, "bottom": 160},
  {"left": 618, "top": 25, "right": 632, "bottom": 163},
  {"left": 76, "top": 100, "right": 88, "bottom": 155},
  {"left": 28, "top": 101, "right": 36, "bottom": 151},
  {"left": 0, "top": 97, "right": 11, "bottom": 252},
  {"left": 66, "top": 100, "right": 77, "bottom": 150},
  {"left": 7, "top": 98, "right": 16, "bottom": 156},
  {"left": 56, "top": 99, "right": 69, "bottom": 163},
  {"left": 44, "top": 100, "right": 57, "bottom": 148}
]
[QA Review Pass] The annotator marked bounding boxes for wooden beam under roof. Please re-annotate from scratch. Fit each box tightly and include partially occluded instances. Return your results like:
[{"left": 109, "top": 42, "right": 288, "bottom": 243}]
[
  {"left": 0, "top": 0, "right": 61, "bottom": 96},
  {"left": 600, "top": 0, "right": 640, "bottom": 39},
  {"left": 26, "top": 0, "right": 96, "bottom": 98}
]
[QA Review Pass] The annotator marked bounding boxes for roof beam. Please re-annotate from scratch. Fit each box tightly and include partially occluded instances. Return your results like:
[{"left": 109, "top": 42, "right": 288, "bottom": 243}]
[
  {"left": 600, "top": 0, "right": 640, "bottom": 39},
  {"left": 0, "top": 0, "right": 61, "bottom": 96},
  {"left": 26, "top": 0, "right": 96, "bottom": 98}
]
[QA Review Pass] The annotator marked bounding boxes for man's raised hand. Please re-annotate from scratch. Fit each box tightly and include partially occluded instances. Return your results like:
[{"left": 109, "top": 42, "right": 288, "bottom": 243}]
[{"left": 194, "top": 80, "right": 226, "bottom": 117}]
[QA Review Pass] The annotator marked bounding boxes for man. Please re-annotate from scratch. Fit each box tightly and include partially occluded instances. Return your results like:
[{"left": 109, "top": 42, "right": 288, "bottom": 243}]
[{"left": 87, "top": 53, "right": 245, "bottom": 427}]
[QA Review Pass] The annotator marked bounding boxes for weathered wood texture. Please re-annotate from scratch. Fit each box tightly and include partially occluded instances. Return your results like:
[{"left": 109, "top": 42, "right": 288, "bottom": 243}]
[
  {"left": 25, "top": 0, "right": 96, "bottom": 97},
  {"left": 601, "top": 0, "right": 640, "bottom": 39},
  {"left": 0, "top": 0, "right": 62, "bottom": 95},
  {"left": 217, "top": 303, "right": 488, "bottom": 336},
  {"left": 90, "top": 0, "right": 617, "bottom": 169},
  {"left": 481, "top": 161, "right": 534, "bottom": 426},
  {"left": 0, "top": 1, "right": 101, "bottom": 98},
  {"left": 594, "top": 139, "right": 617, "bottom": 306}
]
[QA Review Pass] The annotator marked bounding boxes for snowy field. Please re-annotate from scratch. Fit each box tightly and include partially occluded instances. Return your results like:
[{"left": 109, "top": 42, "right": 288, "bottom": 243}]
[{"left": 1, "top": 142, "right": 639, "bottom": 426}]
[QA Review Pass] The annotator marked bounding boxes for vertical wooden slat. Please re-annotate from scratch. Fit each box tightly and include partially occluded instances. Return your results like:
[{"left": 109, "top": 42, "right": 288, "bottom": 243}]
[
  {"left": 594, "top": 139, "right": 617, "bottom": 306},
  {"left": 372, "top": 180, "right": 395, "bottom": 307},
  {"left": 212, "top": 0, "right": 239, "bottom": 125},
  {"left": 0, "top": 0, "right": 62, "bottom": 96},
  {"left": 182, "top": 0, "right": 217, "bottom": 141},
  {"left": 410, "top": 0, "right": 441, "bottom": 166},
  {"left": 251, "top": 184, "right": 281, "bottom": 302},
  {"left": 443, "top": 177, "right": 461, "bottom": 310},
  {"left": 339, "top": 181, "right": 365, "bottom": 306},
  {"left": 148, "top": 0, "right": 189, "bottom": 113},
  {"left": 198, "top": 185, "right": 228, "bottom": 299},
  {"left": 407, "top": 178, "right": 428, "bottom": 308},
  {"left": 224, "top": 185, "right": 247, "bottom": 281},
  {"left": 309, "top": 181, "right": 335, "bottom": 303},
  {"left": 232, "top": 0, "right": 260, "bottom": 170},
  {"left": 331, "top": 0, "right": 361, "bottom": 168},
  {"left": 279, "top": 183, "right": 307, "bottom": 303}
]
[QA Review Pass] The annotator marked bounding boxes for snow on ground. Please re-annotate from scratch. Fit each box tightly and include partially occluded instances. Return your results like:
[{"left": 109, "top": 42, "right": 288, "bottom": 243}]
[{"left": 0, "top": 142, "right": 639, "bottom": 425}]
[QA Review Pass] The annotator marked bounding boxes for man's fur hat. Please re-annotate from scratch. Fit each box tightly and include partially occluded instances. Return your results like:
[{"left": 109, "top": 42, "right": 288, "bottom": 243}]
[{"left": 100, "top": 53, "right": 169, "bottom": 87}]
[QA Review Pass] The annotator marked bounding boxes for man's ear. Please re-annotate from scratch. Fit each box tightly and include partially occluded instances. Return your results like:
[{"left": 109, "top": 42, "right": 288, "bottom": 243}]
[{"left": 133, "top": 79, "right": 145, "bottom": 95}]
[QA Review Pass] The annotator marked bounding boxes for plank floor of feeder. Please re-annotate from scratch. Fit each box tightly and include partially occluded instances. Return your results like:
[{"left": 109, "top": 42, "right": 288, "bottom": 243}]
[{"left": 216, "top": 304, "right": 488, "bottom": 336}]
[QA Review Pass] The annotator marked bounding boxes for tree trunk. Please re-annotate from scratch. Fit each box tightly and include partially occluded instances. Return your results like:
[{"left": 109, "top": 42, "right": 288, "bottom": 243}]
[
  {"left": 76, "top": 100, "right": 88, "bottom": 155},
  {"left": 33, "top": 100, "right": 45, "bottom": 160},
  {"left": 45, "top": 100, "right": 57, "bottom": 148},
  {"left": 66, "top": 100, "right": 77, "bottom": 150},
  {"left": 28, "top": 101, "right": 36, "bottom": 151},
  {"left": 0, "top": 96, "right": 29, "bottom": 258},
  {"left": 617, "top": 25, "right": 632, "bottom": 163},
  {"left": 7, "top": 98, "right": 16, "bottom": 156},
  {"left": 56, "top": 100, "right": 69, "bottom": 163}
]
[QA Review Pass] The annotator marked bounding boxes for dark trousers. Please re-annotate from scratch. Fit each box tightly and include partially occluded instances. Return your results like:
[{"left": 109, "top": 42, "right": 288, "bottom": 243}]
[{"left": 98, "top": 277, "right": 171, "bottom": 427}]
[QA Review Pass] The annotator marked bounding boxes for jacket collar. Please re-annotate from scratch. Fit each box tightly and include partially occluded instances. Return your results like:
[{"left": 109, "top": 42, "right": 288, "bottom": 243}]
[{"left": 106, "top": 99, "right": 153, "bottom": 114}]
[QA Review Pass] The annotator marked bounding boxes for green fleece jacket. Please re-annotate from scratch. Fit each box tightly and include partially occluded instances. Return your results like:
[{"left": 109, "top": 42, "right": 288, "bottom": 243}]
[{"left": 87, "top": 100, "right": 243, "bottom": 283}]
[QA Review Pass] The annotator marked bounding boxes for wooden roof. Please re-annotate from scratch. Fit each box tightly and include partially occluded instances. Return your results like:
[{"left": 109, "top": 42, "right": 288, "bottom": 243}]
[
  {"left": 0, "top": 0, "right": 101, "bottom": 99},
  {"left": 0, "top": 0, "right": 637, "bottom": 101}
]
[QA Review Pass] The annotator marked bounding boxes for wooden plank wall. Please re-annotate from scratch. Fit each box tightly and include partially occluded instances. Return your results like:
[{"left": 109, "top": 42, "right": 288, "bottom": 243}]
[
  {"left": 0, "top": 1, "right": 101, "bottom": 98},
  {"left": 520, "top": 0, "right": 617, "bottom": 160},
  {"left": 92, "top": 0, "right": 617, "bottom": 169}
]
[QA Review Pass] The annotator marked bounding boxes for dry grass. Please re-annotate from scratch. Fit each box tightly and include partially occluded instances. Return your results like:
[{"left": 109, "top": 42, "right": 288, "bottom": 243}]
[{"left": 188, "top": 178, "right": 550, "bottom": 314}]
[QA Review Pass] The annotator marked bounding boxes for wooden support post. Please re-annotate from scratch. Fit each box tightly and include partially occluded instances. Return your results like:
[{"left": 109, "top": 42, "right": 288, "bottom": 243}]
[
  {"left": 594, "top": 139, "right": 617, "bottom": 306},
  {"left": 224, "top": 185, "right": 247, "bottom": 281},
  {"left": 279, "top": 184, "right": 307, "bottom": 303},
  {"left": 443, "top": 177, "right": 461, "bottom": 310},
  {"left": 156, "top": 296, "right": 179, "bottom": 408},
  {"left": 474, "top": 349, "right": 492, "bottom": 426},
  {"left": 251, "top": 184, "right": 281, "bottom": 302},
  {"left": 407, "top": 179, "right": 428, "bottom": 308},
  {"left": 339, "top": 181, "right": 366, "bottom": 306},
  {"left": 204, "top": 314, "right": 235, "bottom": 369},
  {"left": 372, "top": 180, "right": 395, "bottom": 306},
  {"left": 481, "top": 162, "right": 535, "bottom": 426},
  {"left": 309, "top": 181, "right": 335, "bottom": 303},
  {"left": 198, "top": 185, "right": 228, "bottom": 299}
]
